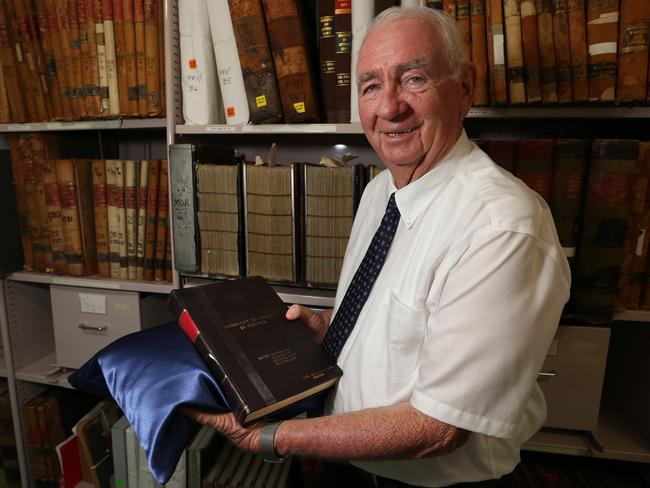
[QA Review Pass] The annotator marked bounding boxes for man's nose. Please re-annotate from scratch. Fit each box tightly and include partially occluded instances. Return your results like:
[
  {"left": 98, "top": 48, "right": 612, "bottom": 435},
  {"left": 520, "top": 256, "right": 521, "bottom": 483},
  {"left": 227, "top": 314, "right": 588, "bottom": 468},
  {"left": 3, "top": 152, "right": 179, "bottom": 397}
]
[{"left": 376, "top": 85, "right": 407, "bottom": 120}]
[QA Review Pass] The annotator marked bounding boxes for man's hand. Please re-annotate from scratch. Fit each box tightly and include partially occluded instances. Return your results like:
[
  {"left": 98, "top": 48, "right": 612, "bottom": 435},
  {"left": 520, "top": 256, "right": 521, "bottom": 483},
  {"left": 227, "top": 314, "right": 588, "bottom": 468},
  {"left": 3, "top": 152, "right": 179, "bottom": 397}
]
[
  {"left": 285, "top": 305, "right": 332, "bottom": 344},
  {"left": 182, "top": 409, "right": 265, "bottom": 453}
]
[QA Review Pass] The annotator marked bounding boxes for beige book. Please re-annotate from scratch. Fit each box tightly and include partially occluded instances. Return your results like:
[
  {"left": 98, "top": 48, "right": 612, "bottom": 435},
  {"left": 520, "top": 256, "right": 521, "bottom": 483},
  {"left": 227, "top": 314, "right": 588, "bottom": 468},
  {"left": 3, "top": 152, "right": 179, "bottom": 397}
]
[
  {"left": 504, "top": 0, "right": 526, "bottom": 104},
  {"left": 94, "top": 0, "right": 110, "bottom": 114},
  {"left": 115, "top": 159, "right": 128, "bottom": 278},
  {"left": 136, "top": 159, "right": 148, "bottom": 279},
  {"left": 125, "top": 160, "right": 137, "bottom": 279},
  {"left": 103, "top": 0, "right": 121, "bottom": 115}
]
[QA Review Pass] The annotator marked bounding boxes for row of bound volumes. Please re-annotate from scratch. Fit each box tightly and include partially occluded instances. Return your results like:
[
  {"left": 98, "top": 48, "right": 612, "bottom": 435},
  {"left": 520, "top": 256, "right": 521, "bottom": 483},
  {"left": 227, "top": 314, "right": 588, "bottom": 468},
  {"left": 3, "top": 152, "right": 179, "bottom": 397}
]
[
  {"left": 180, "top": 0, "right": 650, "bottom": 128},
  {"left": 0, "top": 0, "right": 165, "bottom": 124},
  {"left": 482, "top": 137, "right": 650, "bottom": 323},
  {"left": 0, "top": 381, "right": 19, "bottom": 488},
  {"left": 170, "top": 143, "right": 372, "bottom": 287},
  {"left": 8, "top": 133, "right": 172, "bottom": 282}
]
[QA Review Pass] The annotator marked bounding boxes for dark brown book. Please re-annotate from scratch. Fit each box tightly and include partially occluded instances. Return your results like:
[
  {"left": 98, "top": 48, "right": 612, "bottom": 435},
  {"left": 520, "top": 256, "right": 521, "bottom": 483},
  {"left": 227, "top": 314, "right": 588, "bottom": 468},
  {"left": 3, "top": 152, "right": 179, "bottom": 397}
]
[
  {"left": 333, "top": 0, "right": 351, "bottom": 123},
  {"left": 0, "top": 1, "right": 27, "bottom": 122},
  {"left": 22, "top": 397, "right": 48, "bottom": 481},
  {"left": 470, "top": 0, "right": 489, "bottom": 105},
  {"left": 586, "top": 0, "right": 619, "bottom": 102},
  {"left": 144, "top": 0, "right": 160, "bottom": 114},
  {"left": 456, "top": 0, "right": 472, "bottom": 62},
  {"left": 616, "top": 0, "right": 650, "bottom": 102},
  {"left": 143, "top": 159, "right": 160, "bottom": 280},
  {"left": 318, "top": 0, "right": 336, "bottom": 122},
  {"left": 24, "top": 0, "right": 55, "bottom": 119},
  {"left": 32, "top": 147, "right": 55, "bottom": 273},
  {"left": 615, "top": 142, "right": 649, "bottom": 312},
  {"left": 36, "top": 394, "right": 67, "bottom": 482},
  {"left": 167, "top": 277, "right": 342, "bottom": 425},
  {"left": 568, "top": 0, "right": 588, "bottom": 101},
  {"left": 570, "top": 139, "right": 639, "bottom": 323},
  {"left": 154, "top": 159, "right": 168, "bottom": 281},
  {"left": 482, "top": 139, "right": 516, "bottom": 173},
  {"left": 261, "top": 0, "right": 319, "bottom": 123},
  {"left": 504, "top": 0, "right": 526, "bottom": 104},
  {"left": 485, "top": 0, "right": 507, "bottom": 104},
  {"left": 520, "top": 0, "right": 542, "bottom": 103},
  {"left": 7, "top": 135, "right": 32, "bottom": 269},
  {"left": 550, "top": 139, "right": 588, "bottom": 248},
  {"left": 18, "top": 136, "right": 46, "bottom": 271},
  {"left": 43, "top": 159, "right": 67, "bottom": 274},
  {"left": 228, "top": 0, "right": 283, "bottom": 124},
  {"left": 535, "top": 0, "right": 558, "bottom": 103},
  {"left": 553, "top": 0, "right": 573, "bottom": 102},
  {"left": 515, "top": 139, "right": 554, "bottom": 201},
  {"left": 92, "top": 159, "right": 110, "bottom": 277}
]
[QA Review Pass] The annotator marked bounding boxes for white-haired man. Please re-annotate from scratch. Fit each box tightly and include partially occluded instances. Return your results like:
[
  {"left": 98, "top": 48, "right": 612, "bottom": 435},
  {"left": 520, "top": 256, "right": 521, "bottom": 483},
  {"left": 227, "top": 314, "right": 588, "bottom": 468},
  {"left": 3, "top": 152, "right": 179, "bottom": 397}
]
[{"left": 186, "top": 7, "right": 570, "bottom": 487}]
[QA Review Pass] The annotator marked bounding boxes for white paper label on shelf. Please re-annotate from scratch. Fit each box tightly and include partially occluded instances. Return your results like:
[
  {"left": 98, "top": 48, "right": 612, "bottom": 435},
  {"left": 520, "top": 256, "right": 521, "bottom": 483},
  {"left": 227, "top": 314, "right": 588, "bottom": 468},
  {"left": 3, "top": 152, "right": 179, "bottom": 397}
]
[
  {"left": 79, "top": 293, "right": 107, "bottom": 315},
  {"left": 7, "top": 125, "right": 32, "bottom": 131},
  {"left": 114, "top": 302, "right": 132, "bottom": 311},
  {"left": 206, "top": 125, "right": 237, "bottom": 132}
]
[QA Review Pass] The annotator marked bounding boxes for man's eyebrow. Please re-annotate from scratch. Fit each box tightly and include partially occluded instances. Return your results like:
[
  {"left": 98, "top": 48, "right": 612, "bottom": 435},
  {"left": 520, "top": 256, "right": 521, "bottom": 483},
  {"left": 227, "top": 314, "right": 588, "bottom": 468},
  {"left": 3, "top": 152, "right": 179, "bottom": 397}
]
[{"left": 357, "top": 58, "right": 431, "bottom": 86}]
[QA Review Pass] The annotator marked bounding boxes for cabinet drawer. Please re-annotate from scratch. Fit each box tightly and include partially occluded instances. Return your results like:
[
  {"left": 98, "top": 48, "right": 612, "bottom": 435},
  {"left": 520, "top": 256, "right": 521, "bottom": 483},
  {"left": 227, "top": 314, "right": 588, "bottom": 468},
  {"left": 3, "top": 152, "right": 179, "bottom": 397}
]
[
  {"left": 539, "top": 325, "right": 610, "bottom": 432},
  {"left": 50, "top": 286, "right": 171, "bottom": 369}
]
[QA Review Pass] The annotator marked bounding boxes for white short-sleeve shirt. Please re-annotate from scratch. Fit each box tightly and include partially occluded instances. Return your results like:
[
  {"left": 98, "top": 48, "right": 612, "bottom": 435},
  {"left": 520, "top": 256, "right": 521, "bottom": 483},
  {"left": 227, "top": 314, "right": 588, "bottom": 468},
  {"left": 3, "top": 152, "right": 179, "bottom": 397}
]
[{"left": 326, "top": 131, "right": 571, "bottom": 487}]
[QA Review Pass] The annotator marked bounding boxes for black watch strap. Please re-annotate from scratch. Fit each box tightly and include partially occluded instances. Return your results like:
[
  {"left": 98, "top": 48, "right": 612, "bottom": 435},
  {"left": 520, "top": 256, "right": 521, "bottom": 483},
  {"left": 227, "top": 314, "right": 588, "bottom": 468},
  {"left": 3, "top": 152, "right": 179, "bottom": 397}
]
[{"left": 260, "top": 421, "right": 284, "bottom": 463}]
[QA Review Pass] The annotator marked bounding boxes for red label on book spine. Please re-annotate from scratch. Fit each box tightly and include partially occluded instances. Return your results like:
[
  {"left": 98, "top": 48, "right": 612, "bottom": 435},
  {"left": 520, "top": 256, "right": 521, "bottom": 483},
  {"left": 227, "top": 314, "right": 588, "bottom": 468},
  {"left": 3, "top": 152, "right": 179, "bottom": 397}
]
[{"left": 179, "top": 310, "right": 200, "bottom": 343}]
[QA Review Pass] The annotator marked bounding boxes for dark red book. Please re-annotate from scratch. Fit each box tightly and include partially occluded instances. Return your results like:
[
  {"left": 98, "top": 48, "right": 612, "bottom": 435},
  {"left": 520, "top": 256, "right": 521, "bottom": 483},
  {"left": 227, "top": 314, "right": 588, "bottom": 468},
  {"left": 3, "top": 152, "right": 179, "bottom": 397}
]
[
  {"left": 167, "top": 277, "right": 342, "bottom": 425},
  {"left": 482, "top": 139, "right": 516, "bottom": 173},
  {"left": 515, "top": 139, "right": 555, "bottom": 201}
]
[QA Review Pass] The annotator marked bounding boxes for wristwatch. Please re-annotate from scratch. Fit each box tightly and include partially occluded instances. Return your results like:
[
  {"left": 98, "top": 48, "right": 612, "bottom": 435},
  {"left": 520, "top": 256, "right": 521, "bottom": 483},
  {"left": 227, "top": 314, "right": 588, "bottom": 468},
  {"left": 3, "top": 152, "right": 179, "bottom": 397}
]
[{"left": 260, "top": 421, "right": 284, "bottom": 463}]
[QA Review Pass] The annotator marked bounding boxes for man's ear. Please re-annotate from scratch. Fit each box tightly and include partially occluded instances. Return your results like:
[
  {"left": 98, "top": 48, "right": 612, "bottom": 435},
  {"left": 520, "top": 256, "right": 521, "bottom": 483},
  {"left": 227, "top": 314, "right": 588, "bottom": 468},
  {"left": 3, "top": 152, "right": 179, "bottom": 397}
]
[{"left": 459, "top": 63, "right": 476, "bottom": 118}]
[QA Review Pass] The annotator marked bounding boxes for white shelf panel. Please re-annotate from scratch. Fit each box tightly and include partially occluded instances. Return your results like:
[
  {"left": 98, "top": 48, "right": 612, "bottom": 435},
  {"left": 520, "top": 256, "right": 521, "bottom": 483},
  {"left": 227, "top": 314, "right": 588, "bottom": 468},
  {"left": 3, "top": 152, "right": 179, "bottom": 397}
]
[
  {"left": 0, "top": 118, "right": 165, "bottom": 132},
  {"left": 591, "top": 403, "right": 650, "bottom": 463},
  {"left": 14, "top": 353, "right": 73, "bottom": 387},
  {"left": 612, "top": 310, "right": 650, "bottom": 322},
  {"left": 8, "top": 271, "right": 173, "bottom": 294},
  {"left": 176, "top": 122, "right": 364, "bottom": 135}
]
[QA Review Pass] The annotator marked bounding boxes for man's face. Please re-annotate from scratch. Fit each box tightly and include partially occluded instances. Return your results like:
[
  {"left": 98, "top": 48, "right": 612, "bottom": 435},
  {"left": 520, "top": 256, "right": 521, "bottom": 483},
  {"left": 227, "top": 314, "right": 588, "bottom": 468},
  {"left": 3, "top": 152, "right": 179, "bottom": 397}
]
[{"left": 357, "top": 18, "right": 474, "bottom": 187}]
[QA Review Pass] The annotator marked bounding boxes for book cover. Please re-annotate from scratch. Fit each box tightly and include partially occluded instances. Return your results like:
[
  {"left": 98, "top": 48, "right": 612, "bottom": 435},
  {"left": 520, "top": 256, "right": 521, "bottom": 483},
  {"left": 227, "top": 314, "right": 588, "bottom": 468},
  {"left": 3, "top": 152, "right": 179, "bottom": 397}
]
[
  {"left": 134, "top": 0, "right": 147, "bottom": 114},
  {"left": 136, "top": 159, "right": 149, "bottom": 279},
  {"left": 94, "top": 0, "right": 111, "bottom": 114},
  {"left": 7, "top": 135, "right": 32, "bottom": 270},
  {"left": 125, "top": 159, "right": 138, "bottom": 279},
  {"left": 106, "top": 159, "right": 121, "bottom": 278},
  {"left": 102, "top": 0, "right": 121, "bottom": 115},
  {"left": 115, "top": 158, "right": 128, "bottom": 279},
  {"left": 0, "top": 1, "right": 27, "bottom": 122},
  {"left": 334, "top": 0, "right": 352, "bottom": 123},
  {"left": 515, "top": 139, "right": 554, "bottom": 202},
  {"left": 535, "top": 0, "right": 558, "bottom": 103},
  {"left": 167, "top": 276, "right": 342, "bottom": 425},
  {"left": 169, "top": 145, "right": 199, "bottom": 274},
  {"left": 92, "top": 159, "right": 110, "bottom": 277},
  {"left": 318, "top": 0, "right": 336, "bottom": 123},
  {"left": 482, "top": 139, "right": 516, "bottom": 173},
  {"left": 485, "top": 0, "right": 507, "bottom": 105},
  {"left": 586, "top": 0, "right": 619, "bottom": 102},
  {"left": 123, "top": 0, "right": 139, "bottom": 115},
  {"left": 262, "top": 0, "right": 319, "bottom": 124},
  {"left": 67, "top": 0, "right": 88, "bottom": 118},
  {"left": 154, "top": 159, "right": 168, "bottom": 281},
  {"left": 616, "top": 0, "right": 650, "bottom": 102},
  {"left": 34, "top": 0, "right": 65, "bottom": 120},
  {"left": 144, "top": 0, "right": 161, "bottom": 114},
  {"left": 113, "top": 0, "right": 129, "bottom": 115},
  {"left": 79, "top": 0, "right": 103, "bottom": 116},
  {"left": 144, "top": 159, "right": 160, "bottom": 280},
  {"left": 553, "top": 0, "right": 573, "bottom": 103},
  {"left": 470, "top": 0, "right": 489, "bottom": 106},
  {"left": 520, "top": 0, "right": 542, "bottom": 103},
  {"left": 504, "top": 0, "right": 526, "bottom": 104},
  {"left": 43, "top": 159, "right": 67, "bottom": 274},
  {"left": 568, "top": 0, "right": 588, "bottom": 102},
  {"left": 455, "top": 0, "right": 472, "bottom": 62}
]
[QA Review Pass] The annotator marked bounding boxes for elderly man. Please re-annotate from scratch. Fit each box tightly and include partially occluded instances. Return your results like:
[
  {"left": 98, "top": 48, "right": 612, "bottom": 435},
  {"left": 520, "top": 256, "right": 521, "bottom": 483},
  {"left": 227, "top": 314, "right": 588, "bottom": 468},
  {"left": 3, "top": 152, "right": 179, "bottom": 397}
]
[{"left": 186, "top": 6, "right": 570, "bottom": 487}]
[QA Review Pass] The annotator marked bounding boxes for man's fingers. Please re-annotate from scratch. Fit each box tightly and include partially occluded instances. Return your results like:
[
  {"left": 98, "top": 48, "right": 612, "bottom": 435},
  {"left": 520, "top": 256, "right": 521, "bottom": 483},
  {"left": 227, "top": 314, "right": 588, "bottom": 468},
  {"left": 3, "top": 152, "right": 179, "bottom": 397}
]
[{"left": 181, "top": 407, "right": 231, "bottom": 429}]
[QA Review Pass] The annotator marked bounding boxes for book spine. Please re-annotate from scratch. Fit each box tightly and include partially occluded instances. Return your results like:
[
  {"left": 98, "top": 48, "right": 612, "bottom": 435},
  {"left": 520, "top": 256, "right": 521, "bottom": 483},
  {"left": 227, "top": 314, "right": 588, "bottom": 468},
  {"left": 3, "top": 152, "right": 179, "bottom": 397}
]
[
  {"left": 482, "top": 139, "right": 516, "bottom": 172},
  {"left": 92, "top": 159, "right": 110, "bottom": 277},
  {"left": 571, "top": 139, "right": 639, "bottom": 323},
  {"left": 262, "top": 0, "right": 319, "bottom": 123},
  {"left": 228, "top": 0, "right": 283, "bottom": 124},
  {"left": 567, "top": 0, "right": 588, "bottom": 102},
  {"left": 55, "top": 0, "right": 81, "bottom": 118},
  {"left": 443, "top": 0, "right": 456, "bottom": 17},
  {"left": 519, "top": 0, "right": 542, "bottom": 103},
  {"left": 504, "top": 0, "right": 526, "bottom": 104},
  {"left": 7, "top": 135, "right": 33, "bottom": 269},
  {"left": 113, "top": 0, "right": 129, "bottom": 114},
  {"left": 456, "top": 0, "right": 472, "bottom": 61},
  {"left": 93, "top": 0, "right": 110, "bottom": 114},
  {"left": 169, "top": 145, "right": 198, "bottom": 273},
  {"left": 165, "top": 224, "right": 172, "bottom": 282},
  {"left": 144, "top": 0, "right": 160, "bottom": 114},
  {"left": 154, "top": 159, "right": 168, "bottom": 281},
  {"left": 486, "top": 0, "right": 507, "bottom": 104},
  {"left": 33, "top": 156, "right": 55, "bottom": 273},
  {"left": 125, "top": 160, "right": 137, "bottom": 279},
  {"left": 20, "top": 136, "right": 46, "bottom": 270},
  {"left": 333, "top": 0, "right": 351, "bottom": 123},
  {"left": 25, "top": 0, "right": 55, "bottom": 120},
  {"left": 534, "top": 0, "right": 558, "bottom": 102},
  {"left": 56, "top": 159, "right": 84, "bottom": 276},
  {"left": 136, "top": 159, "right": 148, "bottom": 279},
  {"left": 206, "top": 0, "right": 250, "bottom": 125},
  {"left": 74, "top": 159, "right": 98, "bottom": 276},
  {"left": 34, "top": 0, "right": 65, "bottom": 120},
  {"left": 67, "top": 0, "right": 88, "bottom": 118},
  {"left": 553, "top": 0, "right": 573, "bottom": 102},
  {"left": 470, "top": 0, "right": 489, "bottom": 106},
  {"left": 586, "top": 0, "right": 619, "bottom": 102},
  {"left": 550, "top": 139, "right": 588, "bottom": 247},
  {"left": 0, "top": 2, "right": 27, "bottom": 122},
  {"left": 133, "top": 0, "right": 146, "bottom": 114},
  {"left": 157, "top": 0, "right": 164, "bottom": 116},
  {"left": 43, "top": 160, "right": 67, "bottom": 274},
  {"left": 318, "top": 0, "right": 336, "bottom": 122},
  {"left": 106, "top": 160, "right": 120, "bottom": 277},
  {"left": 123, "top": 0, "right": 138, "bottom": 114},
  {"left": 102, "top": 0, "right": 120, "bottom": 115},
  {"left": 514, "top": 139, "right": 555, "bottom": 201},
  {"left": 144, "top": 159, "right": 160, "bottom": 280},
  {"left": 79, "top": 0, "right": 102, "bottom": 116},
  {"left": 45, "top": 0, "right": 73, "bottom": 120},
  {"left": 615, "top": 0, "right": 650, "bottom": 102},
  {"left": 113, "top": 159, "right": 127, "bottom": 278}
]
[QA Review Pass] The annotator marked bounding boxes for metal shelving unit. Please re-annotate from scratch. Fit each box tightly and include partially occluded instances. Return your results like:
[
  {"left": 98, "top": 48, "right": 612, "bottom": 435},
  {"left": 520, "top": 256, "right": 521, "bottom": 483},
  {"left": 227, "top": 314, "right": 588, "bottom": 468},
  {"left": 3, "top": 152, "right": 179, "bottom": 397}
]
[
  {"left": 8, "top": 271, "right": 173, "bottom": 294},
  {"left": 0, "top": 118, "right": 166, "bottom": 132}
]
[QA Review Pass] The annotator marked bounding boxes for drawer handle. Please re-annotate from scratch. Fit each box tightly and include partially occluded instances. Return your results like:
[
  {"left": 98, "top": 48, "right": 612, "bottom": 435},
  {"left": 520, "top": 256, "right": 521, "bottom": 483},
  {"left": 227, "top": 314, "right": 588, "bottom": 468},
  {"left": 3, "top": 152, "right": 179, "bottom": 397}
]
[
  {"left": 78, "top": 323, "right": 108, "bottom": 332},
  {"left": 537, "top": 370, "right": 557, "bottom": 378}
]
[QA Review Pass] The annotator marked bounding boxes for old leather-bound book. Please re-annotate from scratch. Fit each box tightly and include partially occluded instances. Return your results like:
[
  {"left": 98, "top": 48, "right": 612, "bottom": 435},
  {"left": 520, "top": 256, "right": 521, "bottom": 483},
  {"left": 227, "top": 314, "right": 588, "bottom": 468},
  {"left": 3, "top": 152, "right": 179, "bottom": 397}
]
[
  {"left": 456, "top": 0, "right": 472, "bottom": 62},
  {"left": 470, "top": 0, "right": 489, "bottom": 105},
  {"left": 586, "top": 0, "right": 619, "bottom": 102},
  {"left": 91, "top": 160, "right": 110, "bottom": 277},
  {"left": 485, "top": 0, "right": 507, "bottom": 104},
  {"left": 0, "top": 0, "right": 27, "bottom": 122},
  {"left": 553, "top": 0, "right": 572, "bottom": 102},
  {"left": 318, "top": 0, "right": 336, "bottom": 122},
  {"left": 567, "top": 0, "right": 588, "bottom": 102},
  {"left": 144, "top": 0, "right": 161, "bottom": 114},
  {"left": 520, "top": 0, "right": 542, "bottom": 103},
  {"left": 334, "top": 0, "right": 352, "bottom": 123},
  {"left": 616, "top": 0, "right": 650, "bottom": 102},
  {"left": 78, "top": 0, "right": 102, "bottom": 116},
  {"left": 514, "top": 139, "right": 555, "bottom": 202},
  {"left": 262, "top": 0, "right": 319, "bottom": 123},
  {"left": 534, "top": 0, "right": 558, "bottom": 103},
  {"left": 504, "top": 0, "right": 526, "bottom": 104},
  {"left": 34, "top": 0, "right": 65, "bottom": 120},
  {"left": 228, "top": 0, "right": 283, "bottom": 124}
]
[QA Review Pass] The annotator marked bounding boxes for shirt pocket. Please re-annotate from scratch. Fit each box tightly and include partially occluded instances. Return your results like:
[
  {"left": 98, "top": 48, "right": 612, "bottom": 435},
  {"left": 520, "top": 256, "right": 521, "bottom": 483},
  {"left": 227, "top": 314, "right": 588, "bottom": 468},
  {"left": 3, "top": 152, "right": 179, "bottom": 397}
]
[{"left": 369, "top": 290, "right": 427, "bottom": 381}]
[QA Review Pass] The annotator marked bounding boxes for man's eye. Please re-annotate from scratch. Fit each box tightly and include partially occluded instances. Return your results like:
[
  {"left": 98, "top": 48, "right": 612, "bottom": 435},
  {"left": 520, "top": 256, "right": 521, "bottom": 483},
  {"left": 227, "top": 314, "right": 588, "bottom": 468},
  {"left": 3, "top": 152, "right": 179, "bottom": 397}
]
[
  {"left": 406, "top": 76, "right": 425, "bottom": 85},
  {"left": 362, "top": 84, "right": 379, "bottom": 95}
]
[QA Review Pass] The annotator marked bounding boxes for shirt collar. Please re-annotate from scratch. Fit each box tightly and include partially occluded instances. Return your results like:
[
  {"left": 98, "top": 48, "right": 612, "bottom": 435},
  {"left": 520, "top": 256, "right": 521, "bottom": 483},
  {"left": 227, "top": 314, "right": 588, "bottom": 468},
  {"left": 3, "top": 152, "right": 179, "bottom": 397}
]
[{"left": 387, "top": 130, "right": 472, "bottom": 228}]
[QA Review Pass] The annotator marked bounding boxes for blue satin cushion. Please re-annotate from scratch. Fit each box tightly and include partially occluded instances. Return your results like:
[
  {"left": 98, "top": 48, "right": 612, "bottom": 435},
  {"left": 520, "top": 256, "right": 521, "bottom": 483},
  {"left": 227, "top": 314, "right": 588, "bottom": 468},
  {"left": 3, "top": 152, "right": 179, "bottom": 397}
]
[
  {"left": 69, "top": 321, "right": 229, "bottom": 484},
  {"left": 69, "top": 320, "right": 325, "bottom": 484}
]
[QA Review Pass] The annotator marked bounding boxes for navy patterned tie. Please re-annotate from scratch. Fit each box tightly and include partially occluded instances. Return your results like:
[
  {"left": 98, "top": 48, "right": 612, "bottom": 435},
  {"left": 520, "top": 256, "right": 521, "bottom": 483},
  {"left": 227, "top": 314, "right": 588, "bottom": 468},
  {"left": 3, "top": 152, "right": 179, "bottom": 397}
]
[{"left": 322, "top": 193, "right": 401, "bottom": 360}]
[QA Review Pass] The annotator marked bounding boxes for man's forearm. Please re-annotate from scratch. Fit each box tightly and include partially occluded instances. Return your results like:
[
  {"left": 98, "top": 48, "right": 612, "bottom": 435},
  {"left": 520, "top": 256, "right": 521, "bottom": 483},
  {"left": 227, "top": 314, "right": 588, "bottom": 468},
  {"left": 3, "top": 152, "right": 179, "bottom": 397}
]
[{"left": 274, "top": 402, "right": 468, "bottom": 461}]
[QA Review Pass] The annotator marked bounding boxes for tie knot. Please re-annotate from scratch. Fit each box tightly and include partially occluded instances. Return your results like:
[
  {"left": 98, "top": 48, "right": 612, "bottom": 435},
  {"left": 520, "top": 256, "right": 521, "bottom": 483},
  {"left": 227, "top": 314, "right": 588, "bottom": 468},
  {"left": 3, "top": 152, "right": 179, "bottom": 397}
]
[{"left": 386, "top": 193, "right": 400, "bottom": 217}]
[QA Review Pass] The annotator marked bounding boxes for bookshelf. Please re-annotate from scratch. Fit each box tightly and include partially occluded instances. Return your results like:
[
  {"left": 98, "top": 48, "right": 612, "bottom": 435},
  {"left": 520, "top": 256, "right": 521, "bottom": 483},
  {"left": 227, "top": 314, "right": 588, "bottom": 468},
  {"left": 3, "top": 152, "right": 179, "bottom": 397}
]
[{"left": 0, "top": 0, "right": 648, "bottom": 486}]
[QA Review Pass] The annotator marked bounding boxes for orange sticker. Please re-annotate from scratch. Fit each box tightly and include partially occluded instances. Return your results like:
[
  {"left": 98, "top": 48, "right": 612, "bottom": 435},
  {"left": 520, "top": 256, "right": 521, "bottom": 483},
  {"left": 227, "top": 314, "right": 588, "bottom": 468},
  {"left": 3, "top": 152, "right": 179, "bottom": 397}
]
[
  {"left": 189, "top": 58, "right": 197, "bottom": 69},
  {"left": 226, "top": 106, "right": 236, "bottom": 118}
]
